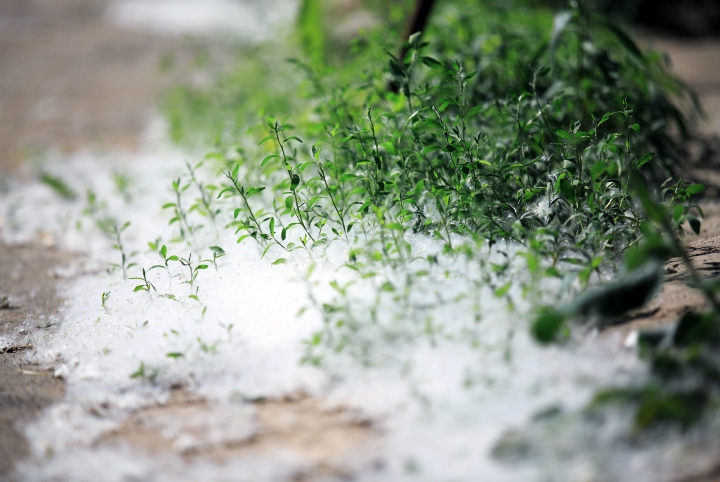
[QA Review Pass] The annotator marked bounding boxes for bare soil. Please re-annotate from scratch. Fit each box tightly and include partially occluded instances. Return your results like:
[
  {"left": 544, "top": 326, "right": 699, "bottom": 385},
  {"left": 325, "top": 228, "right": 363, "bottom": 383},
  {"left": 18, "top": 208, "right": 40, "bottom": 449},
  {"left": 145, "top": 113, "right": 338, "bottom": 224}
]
[
  {"left": 0, "top": 0, "right": 183, "bottom": 176},
  {"left": 99, "top": 391, "right": 381, "bottom": 479},
  {"left": 0, "top": 244, "right": 71, "bottom": 477}
]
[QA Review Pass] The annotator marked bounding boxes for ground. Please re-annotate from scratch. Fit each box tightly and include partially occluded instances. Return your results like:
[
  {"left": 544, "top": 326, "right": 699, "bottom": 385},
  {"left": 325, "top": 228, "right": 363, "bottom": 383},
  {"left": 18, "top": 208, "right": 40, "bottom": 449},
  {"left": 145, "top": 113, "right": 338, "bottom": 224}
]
[{"left": 2, "top": 1, "right": 720, "bottom": 480}]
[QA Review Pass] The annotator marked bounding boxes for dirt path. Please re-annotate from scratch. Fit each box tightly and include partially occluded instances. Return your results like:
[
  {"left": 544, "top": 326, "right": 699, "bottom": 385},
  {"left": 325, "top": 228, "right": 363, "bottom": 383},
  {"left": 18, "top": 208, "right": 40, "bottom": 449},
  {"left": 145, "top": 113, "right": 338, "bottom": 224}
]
[
  {"left": 0, "top": 245, "right": 71, "bottom": 476},
  {"left": 0, "top": 0, "right": 183, "bottom": 176}
]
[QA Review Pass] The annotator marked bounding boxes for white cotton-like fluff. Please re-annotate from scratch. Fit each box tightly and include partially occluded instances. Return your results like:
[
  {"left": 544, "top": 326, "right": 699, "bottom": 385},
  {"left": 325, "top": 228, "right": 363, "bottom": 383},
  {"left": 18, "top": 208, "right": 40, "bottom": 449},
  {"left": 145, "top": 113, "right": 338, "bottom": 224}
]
[
  {"left": 2, "top": 115, "right": 719, "bottom": 482},
  {"left": 107, "top": 0, "right": 298, "bottom": 40}
]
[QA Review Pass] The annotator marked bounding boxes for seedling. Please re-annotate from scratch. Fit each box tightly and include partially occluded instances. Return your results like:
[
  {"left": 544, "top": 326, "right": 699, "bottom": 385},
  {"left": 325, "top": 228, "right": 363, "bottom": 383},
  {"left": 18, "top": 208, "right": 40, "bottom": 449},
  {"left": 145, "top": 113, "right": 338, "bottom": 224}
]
[
  {"left": 186, "top": 161, "right": 221, "bottom": 236},
  {"left": 112, "top": 170, "right": 134, "bottom": 203},
  {"left": 82, "top": 190, "right": 106, "bottom": 218},
  {"left": 104, "top": 221, "right": 137, "bottom": 279},
  {"left": 179, "top": 253, "right": 207, "bottom": 290},
  {"left": 101, "top": 291, "right": 110, "bottom": 312},
  {"left": 218, "top": 322, "right": 234, "bottom": 341},
  {"left": 129, "top": 362, "right": 158, "bottom": 381},
  {"left": 205, "top": 245, "right": 226, "bottom": 271},
  {"left": 219, "top": 165, "right": 267, "bottom": 244},
  {"left": 151, "top": 244, "right": 179, "bottom": 282},
  {"left": 163, "top": 177, "right": 196, "bottom": 245},
  {"left": 264, "top": 120, "right": 315, "bottom": 243},
  {"left": 197, "top": 337, "right": 218, "bottom": 354},
  {"left": 130, "top": 268, "right": 156, "bottom": 296}
]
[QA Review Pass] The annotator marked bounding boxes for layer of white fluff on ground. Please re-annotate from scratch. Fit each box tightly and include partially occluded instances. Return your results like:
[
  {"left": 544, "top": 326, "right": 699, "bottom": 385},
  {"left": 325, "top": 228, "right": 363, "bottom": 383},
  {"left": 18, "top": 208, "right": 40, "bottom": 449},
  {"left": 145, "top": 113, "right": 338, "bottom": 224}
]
[
  {"left": 107, "top": 0, "right": 298, "bottom": 40},
  {"left": 3, "top": 119, "right": 720, "bottom": 482}
]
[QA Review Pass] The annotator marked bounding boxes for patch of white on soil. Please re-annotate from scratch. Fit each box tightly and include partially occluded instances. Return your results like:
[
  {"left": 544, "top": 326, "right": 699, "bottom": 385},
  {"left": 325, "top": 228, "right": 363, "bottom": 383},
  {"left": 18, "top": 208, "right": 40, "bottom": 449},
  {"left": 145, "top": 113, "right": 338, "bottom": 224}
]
[{"left": 107, "top": 0, "right": 298, "bottom": 40}]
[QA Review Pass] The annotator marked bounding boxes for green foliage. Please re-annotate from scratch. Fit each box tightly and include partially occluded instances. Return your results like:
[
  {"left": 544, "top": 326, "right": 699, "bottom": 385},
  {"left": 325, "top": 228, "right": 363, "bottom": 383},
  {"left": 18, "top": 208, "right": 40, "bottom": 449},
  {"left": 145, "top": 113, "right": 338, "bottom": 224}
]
[
  {"left": 591, "top": 387, "right": 708, "bottom": 431},
  {"left": 297, "top": 0, "right": 325, "bottom": 65},
  {"left": 531, "top": 308, "right": 568, "bottom": 343},
  {"left": 140, "top": 0, "right": 712, "bottom": 437}
]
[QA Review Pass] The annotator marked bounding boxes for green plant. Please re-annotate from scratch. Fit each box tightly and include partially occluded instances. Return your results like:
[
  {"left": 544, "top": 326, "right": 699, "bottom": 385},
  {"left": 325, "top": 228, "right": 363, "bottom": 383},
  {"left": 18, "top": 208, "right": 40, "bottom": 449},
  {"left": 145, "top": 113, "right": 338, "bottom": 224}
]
[
  {"left": 164, "top": 177, "right": 196, "bottom": 245},
  {"left": 178, "top": 253, "right": 207, "bottom": 290},
  {"left": 130, "top": 268, "right": 156, "bottom": 296},
  {"left": 133, "top": 0, "right": 706, "bottom": 437},
  {"left": 150, "top": 244, "right": 179, "bottom": 282},
  {"left": 112, "top": 170, "right": 134, "bottom": 204},
  {"left": 205, "top": 245, "right": 226, "bottom": 270},
  {"left": 40, "top": 172, "right": 76, "bottom": 200},
  {"left": 186, "top": 161, "right": 221, "bottom": 237},
  {"left": 103, "top": 221, "right": 137, "bottom": 279},
  {"left": 129, "top": 362, "right": 158, "bottom": 381},
  {"left": 101, "top": 291, "right": 111, "bottom": 312}
]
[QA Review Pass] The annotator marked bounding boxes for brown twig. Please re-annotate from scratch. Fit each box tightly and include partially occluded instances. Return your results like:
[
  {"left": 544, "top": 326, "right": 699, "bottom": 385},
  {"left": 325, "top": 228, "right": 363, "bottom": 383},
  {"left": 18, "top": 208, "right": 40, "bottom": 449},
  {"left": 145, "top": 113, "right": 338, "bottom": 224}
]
[{"left": 389, "top": 0, "right": 437, "bottom": 93}]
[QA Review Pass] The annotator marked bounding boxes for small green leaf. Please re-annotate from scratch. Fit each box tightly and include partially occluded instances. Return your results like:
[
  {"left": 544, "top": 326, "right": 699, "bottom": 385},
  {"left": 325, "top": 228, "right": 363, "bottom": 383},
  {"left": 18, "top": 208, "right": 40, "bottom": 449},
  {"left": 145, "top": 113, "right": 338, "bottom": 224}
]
[
  {"left": 467, "top": 105, "right": 482, "bottom": 117},
  {"left": 597, "top": 111, "right": 619, "bottom": 127},
  {"left": 531, "top": 309, "right": 568, "bottom": 344},
  {"left": 40, "top": 172, "right": 77, "bottom": 200},
  {"left": 262, "top": 154, "right": 281, "bottom": 166},
  {"left": 258, "top": 135, "right": 275, "bottom": 145},
  {"left": 673, "top": 205, "right": 685, "bottom": 223},
  {"left": 420, "top": 56, "right": 442, "bottom": 68},
  {"left": 688, "top": 215, "right": 701, "bottom": 236},
  {"left": 686, "top": 184, "right": 706, "bottom": 195},
  {"left": 130, "top": 362, "right": 146, "bottom": 379},
  {"left": 494, "top": 281, "right": 512, "bottom": 297},
  {"left": 246, "top": 187, "right": 266, "bottom": 196},
  {"left": 381, "top": 142, "right": 396, "bottom": 155},
  {"left": 634, "top": 152, "right": 653, "bottom": 170},
  {"left": 591, "top": 161, "right": 605, "bottom": 180},
  {"left": 272, "top": 258, "right": 288, "bottom": 265},
  {"left": 555, "top": 129, "right": 572, "bottom": 140},
  {"left": 556, "top": 178, "right": 577, "bottom": 204}
]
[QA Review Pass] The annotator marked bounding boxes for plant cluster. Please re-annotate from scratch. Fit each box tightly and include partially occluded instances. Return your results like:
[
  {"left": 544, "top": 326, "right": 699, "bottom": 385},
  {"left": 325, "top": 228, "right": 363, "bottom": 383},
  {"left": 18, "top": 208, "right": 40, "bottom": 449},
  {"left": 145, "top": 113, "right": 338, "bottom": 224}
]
[
  {"left": 81, "top": 0, "right": 712, "bottom": 437},
  {"left": 145, "top": 2, "right": 701, "bottom": 362}
]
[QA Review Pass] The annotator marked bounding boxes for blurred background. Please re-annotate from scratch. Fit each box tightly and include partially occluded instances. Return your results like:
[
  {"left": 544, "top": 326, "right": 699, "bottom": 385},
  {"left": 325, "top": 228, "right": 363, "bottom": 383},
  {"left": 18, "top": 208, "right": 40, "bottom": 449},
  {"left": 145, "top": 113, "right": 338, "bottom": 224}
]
[{"left": 1, "top": 0, "right": 718, "bottom": 175}]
